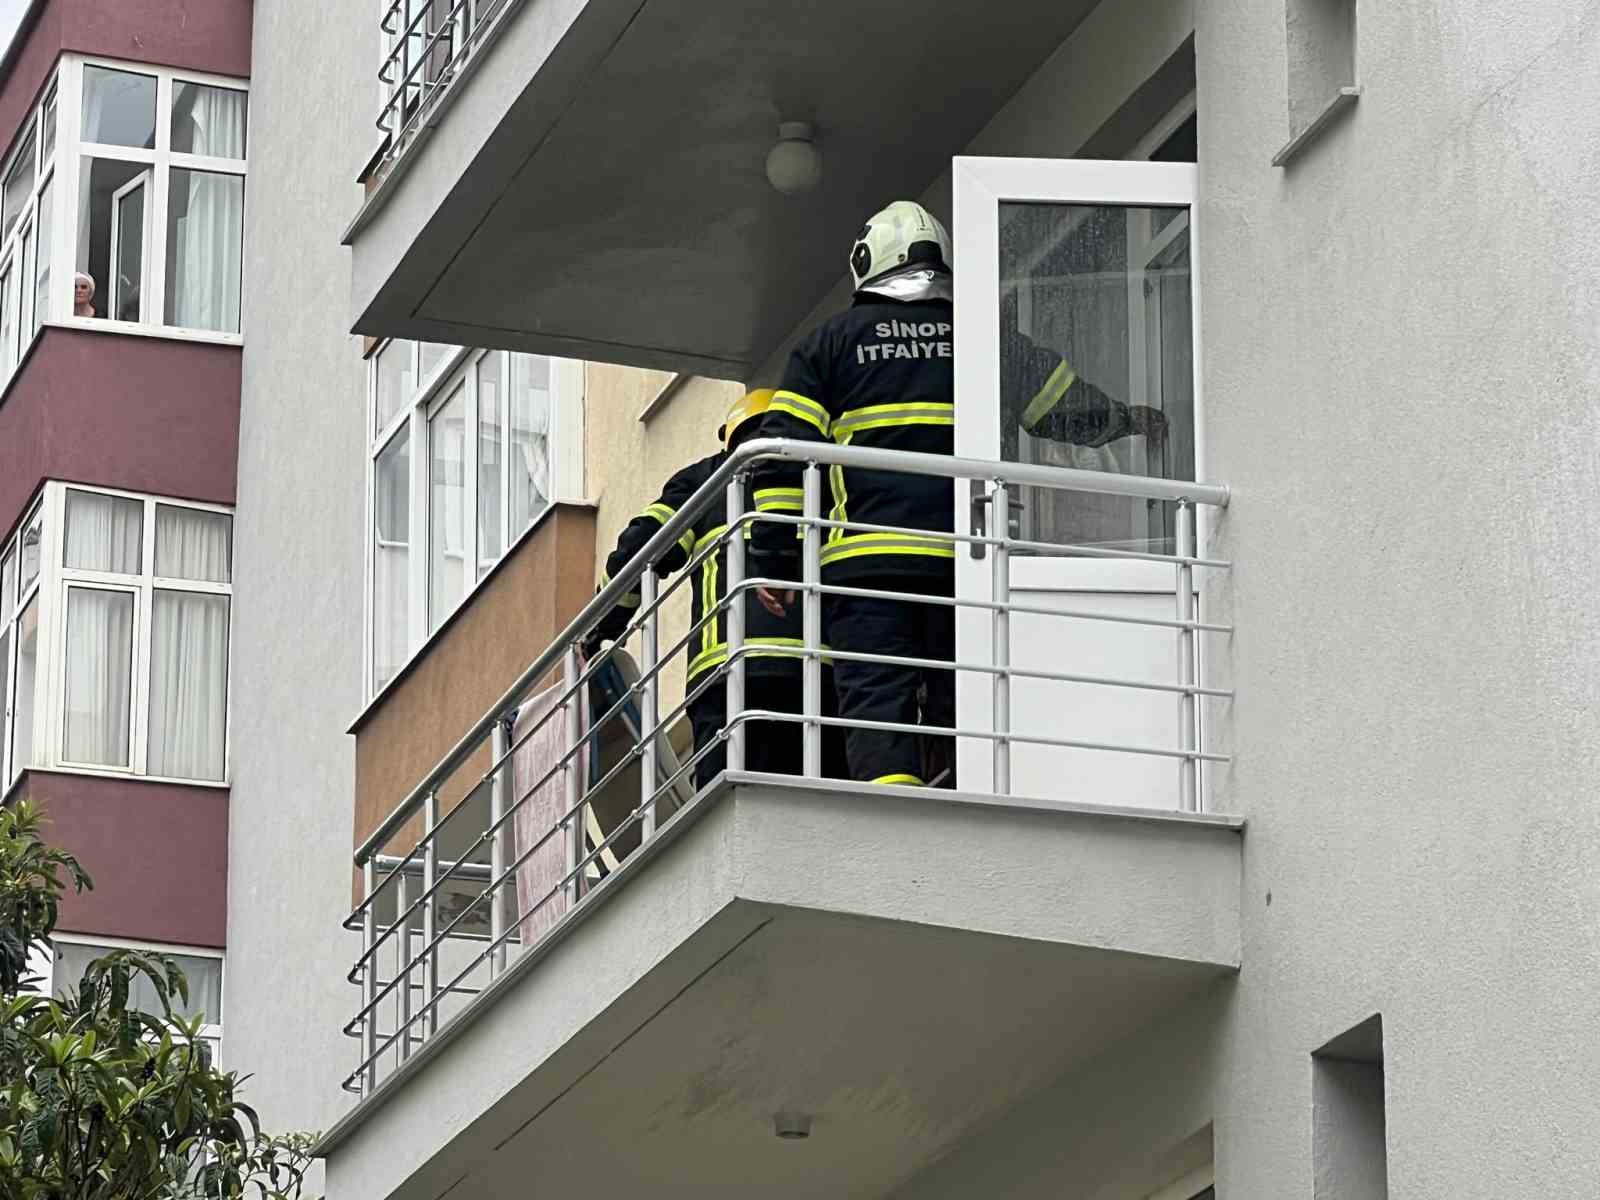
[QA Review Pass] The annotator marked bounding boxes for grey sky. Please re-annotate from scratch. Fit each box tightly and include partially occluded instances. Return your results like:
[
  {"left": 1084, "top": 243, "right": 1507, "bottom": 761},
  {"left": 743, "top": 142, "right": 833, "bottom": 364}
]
[{"left": 0, "top": 0, "right": 29, "bottom": 63}]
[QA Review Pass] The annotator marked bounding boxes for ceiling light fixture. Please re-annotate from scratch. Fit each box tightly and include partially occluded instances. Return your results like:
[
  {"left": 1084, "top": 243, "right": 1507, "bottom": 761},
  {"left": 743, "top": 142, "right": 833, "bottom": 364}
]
[
  {"left": 773, "top": 1111, "right": 813, "bottom": 1140},
  {"left": 766, "top": 122, "right": 821, "bottom": 195}
]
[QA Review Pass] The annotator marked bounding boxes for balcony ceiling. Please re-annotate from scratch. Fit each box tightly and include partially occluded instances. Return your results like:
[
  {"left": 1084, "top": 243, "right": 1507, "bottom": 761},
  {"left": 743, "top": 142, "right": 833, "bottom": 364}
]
[{"left": 351, "top": 0, "right": 1101, "bottom": 378}]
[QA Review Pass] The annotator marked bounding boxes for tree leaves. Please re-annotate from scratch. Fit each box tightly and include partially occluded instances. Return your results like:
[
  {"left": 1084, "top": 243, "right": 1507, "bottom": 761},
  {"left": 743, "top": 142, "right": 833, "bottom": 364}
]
[{"left": 0, "top": 800, "right": 320, "bottom": 1199}]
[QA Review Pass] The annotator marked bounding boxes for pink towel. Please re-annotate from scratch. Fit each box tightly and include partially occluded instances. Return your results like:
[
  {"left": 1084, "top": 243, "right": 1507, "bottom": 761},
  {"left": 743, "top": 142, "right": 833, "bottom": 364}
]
[{"left": 510, "top": 673, "right": 588, "bottom": 945}]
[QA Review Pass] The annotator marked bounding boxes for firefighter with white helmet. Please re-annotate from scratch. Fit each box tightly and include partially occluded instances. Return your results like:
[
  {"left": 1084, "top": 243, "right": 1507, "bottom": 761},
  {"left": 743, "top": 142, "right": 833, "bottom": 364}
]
[{"left": 751, "top": 199, "right": 1164, "bottom": 788}]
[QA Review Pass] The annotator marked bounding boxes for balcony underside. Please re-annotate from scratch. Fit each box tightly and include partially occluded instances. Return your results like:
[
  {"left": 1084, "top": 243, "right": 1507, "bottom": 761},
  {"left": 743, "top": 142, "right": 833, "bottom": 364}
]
[
  {"left": 320, "top": 776, "right": 1241, "bottom": 1200},
  {"left": 349, "top": 0, "right": 1101, "bottom": 376}
]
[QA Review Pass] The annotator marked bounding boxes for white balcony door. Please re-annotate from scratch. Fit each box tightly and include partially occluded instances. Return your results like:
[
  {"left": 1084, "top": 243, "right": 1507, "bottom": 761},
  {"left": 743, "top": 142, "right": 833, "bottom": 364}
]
[{"left": 952, "top": 157, "right": 1201, "bottom": 806}]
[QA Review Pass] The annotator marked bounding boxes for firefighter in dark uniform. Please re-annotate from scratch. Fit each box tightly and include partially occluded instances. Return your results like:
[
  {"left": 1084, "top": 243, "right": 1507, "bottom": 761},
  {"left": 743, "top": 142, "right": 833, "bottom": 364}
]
[
  {"left": 751, "top": 200, "right": 1166, "bottom": 789},
  {"left": 589, "top": 390, "right": 845, "bottom": 790}
]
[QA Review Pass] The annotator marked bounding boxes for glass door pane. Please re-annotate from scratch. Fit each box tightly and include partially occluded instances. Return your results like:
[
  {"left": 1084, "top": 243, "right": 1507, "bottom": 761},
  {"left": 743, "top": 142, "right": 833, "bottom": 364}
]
[
  {"left": 998, "top": 200, "right": 1193, "bottom": 555},
  {"left": 110, "top": 172, "right": 147, "bottom": 322}
]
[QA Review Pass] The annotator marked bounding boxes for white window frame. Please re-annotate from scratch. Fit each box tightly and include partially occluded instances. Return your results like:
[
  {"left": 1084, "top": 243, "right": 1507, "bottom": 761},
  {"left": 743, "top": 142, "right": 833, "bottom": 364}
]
[
  {"left": 107, "top": 168, "right": 153, "bottom": 323},
  {"left": 363, "top": 341, "right": 585, "bottom": 700},
  {"left": 47, "top": 933, "right": 224, "bottom": 1052},
  {"left": 0, "top": 71, "right": 57, "bottom": 389},
  {"left": 23, "top": 482, "right": 235, "bottom": 787},
  {"left": 55, "top": 54, "right": 248, "bottom": 348}
]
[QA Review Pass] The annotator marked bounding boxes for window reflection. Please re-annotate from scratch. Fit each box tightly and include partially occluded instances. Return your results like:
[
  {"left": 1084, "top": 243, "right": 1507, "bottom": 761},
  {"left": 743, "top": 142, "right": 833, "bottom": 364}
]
[{"left": 81, "top": 66, "right": 157, "bottom": 149}]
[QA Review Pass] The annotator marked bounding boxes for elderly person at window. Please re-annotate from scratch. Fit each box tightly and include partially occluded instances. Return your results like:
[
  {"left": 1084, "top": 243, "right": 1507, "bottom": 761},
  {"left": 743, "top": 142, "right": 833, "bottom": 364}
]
[{"left": 73, "top": 273, "right": 97, "bottom": 318}]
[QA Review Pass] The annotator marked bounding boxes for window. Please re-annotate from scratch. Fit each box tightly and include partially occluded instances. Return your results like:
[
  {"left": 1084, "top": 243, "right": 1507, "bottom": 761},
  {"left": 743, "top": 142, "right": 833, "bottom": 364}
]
[
  {"left": 1, "top": 485, "right": 232, "bottom": 785},
  {"left": 1312, "top": 1015, "right": 1388, "bottom": 1200},
  {"left": 0, "top": 502, "right": 43, "bottom": 789},
  {"left": 1277, "top": 0, "right": 1359, "bottom": 164},
  {"left": 368, "top": 343, "right": 564, "bottom": 696},
  {"left": 0, "top": 68, "right": 55, "bottom": 381},
  {"left": 3, "top": 128, "right": 36, "bottom": 238},
  {"left": 72, "top": 58, "right": 247, "bottom": 336},
  {"left": 51, "top": 937, "right": 223, "bottom": 1056}
]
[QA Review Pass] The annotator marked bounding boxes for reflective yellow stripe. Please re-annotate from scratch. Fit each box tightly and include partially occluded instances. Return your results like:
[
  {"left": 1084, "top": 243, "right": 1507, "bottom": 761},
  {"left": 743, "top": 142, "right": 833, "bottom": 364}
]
[
  {"left": 828, "top": 431, "right": 851, "bottom": 547},
  {"left": 678, "top": 528, "right": 696, "bottom": 557},
  {"left": 754, "top": 487, "right": 805, "bottom": 512},
  {"left": 693, "top": 523, "right": 729, "bottom": 556},
  {"left": 700, "top": 554, "right": 717, "bottom": 659},
  {"left": 819, "top": 533, "right": 956, "bottom": 565},
  {"left": 871, "top": 773, "right": 924, "bottom": 787},
  {"left": 600, "top": 570, "right": 639, "bottom": 608},
  {"left": 687, "top": 637, "right": 824, "bottom": 680},
  {"left": 831, "top": 401, "right": 955, "bottom": 440},
  {"left": 642, "top": 502, "right": 675, "bottom": 524},
  {"left": 1021, "top": 361, "right": 1077, "bottom": 430},
  {"left": 771, "top": 390, "right": 831, "bottom": 436}
]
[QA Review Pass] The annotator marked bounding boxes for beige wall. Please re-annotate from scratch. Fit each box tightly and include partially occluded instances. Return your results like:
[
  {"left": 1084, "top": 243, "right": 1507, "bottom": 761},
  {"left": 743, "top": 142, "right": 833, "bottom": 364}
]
[
  {"left": 583, "top": 365, "right": 743, "bottom": 712},
  {"left": 351, "top": 506, "right": 598, "bottom": 855}
]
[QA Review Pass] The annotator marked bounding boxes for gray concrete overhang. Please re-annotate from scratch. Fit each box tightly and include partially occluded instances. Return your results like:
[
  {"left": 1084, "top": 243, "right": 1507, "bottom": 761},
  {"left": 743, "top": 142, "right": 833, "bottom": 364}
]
[
  {"left": 347, "top": 0, "right": 1102, "bottom": 377},
  {"left": 318, "top": 775, "right": 1242, "bottom": 1200}
]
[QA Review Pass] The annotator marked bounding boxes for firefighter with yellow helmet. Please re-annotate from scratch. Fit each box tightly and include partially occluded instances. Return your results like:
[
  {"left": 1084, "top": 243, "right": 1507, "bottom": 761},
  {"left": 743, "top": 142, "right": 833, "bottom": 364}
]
[{"left": 588, "top": 390, "right": 845, "bottom": 788}]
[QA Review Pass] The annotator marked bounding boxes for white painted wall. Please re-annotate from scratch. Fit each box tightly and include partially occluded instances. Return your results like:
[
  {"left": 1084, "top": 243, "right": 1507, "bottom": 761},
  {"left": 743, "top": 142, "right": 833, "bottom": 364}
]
[
  {"left": 225, "top": 0, "right": 373, "bottom": 1150},
  {"left": 893, "top": 0, "right": 1600, "bottom": 1196}
]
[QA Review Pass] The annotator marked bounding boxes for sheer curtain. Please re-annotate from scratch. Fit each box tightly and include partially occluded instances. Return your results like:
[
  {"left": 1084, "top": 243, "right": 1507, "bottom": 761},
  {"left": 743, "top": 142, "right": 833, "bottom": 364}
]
[
  {"left": 165, "top": 83, "right": 246, "bottom": 335},
  {"left": 63, "top": 588, "right": 133, "bottom": 767},
  {"left": 155, "top": 505, "right": 231, "bottom": 581},
  {"left": 167, "top": 169, "right": 242, "bottom": 333},
  {"left": 64, "top": 490, "right": 142, "bottom": 572},
  {"left": 147, "top": 591, "right": 228, "bottom": 780},
  {"left": 148, "top": 507, "right": 231, "bottom": 780},
  {"left": 509, "top": 355, "right": 552, "bottom": 533}
]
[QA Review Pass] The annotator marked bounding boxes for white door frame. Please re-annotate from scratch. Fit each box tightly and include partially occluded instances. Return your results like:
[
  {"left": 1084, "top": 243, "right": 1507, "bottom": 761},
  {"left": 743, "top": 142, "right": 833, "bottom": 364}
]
[{"left": 951, "top": 156, "right": 1203, "bottom": 796}]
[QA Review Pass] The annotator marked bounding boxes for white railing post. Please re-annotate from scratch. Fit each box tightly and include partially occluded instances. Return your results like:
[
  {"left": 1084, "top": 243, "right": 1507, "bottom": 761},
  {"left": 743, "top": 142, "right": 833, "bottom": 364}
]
[
  {"left": 563, "top": 645, "right": 584, "bottom": 905},
  {"left": 395, "top": 869, "right": 411, "bottom": 1063},
  {"left": 1176, "top": 501, "right": 1198, "bottom": 812},
  {"left": 724, "top": 474, "right": 747, "bottom": 773},
  {"left": 990, "top": 480, "right": 1011, "bottom": 796},
  {"left": 421, "top": 791, "right": 439, "bottom": 1037},
  {"left": 639, "top": 568, "right": 659, "bottom": 836},
  {"left": 489, "top": 718, "right": 508, "bottom": 977},
  {"left": 361, "top": 859, "right": 377, "bottom": 1096},
  {"left": 801, "top": 462, "right": 823, "bottom": 778}
]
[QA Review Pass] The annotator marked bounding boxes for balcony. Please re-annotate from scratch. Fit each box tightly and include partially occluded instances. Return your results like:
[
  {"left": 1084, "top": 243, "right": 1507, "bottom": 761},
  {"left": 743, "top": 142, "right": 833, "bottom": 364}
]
[
  {"left": 345, "top": 0, "right": 1118, "bottom": 375},
  {"left": 315, "top": 442, "right": 1240, "bottom": 1200}
]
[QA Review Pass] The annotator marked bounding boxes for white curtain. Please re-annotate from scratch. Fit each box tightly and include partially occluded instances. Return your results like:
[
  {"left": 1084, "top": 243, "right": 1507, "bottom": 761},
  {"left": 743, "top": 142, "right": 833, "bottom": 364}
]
[
  {"left": 155, "top": 505, "right": 231, "bottom": 581},
  {"left": 178, "top": 86, "right": 246, "bottom": 158},
  {"left": 373, "top": 430, "right": 410, "bottom": 691},
  {"left": 168, "top": 169, "right": 242, "bottom": 333},
  {"left": 63, "top": 589, "right": 133, "bottom": 767},
  {"left": 64, "top": 491, "right": 142, "bottom": 573},
  {"left": 147, "top": 590, "right": 229, "bottom": 780},
  {"left": 509, "top": 355, "right": 551, "bottom": 531},
  {"left": 428, "top": 391, "right": 465, "bottom": 629}
]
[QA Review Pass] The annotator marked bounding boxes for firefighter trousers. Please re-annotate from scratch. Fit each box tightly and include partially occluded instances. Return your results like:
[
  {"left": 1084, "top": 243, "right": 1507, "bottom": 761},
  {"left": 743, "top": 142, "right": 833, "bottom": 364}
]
[
  {"left": 823, "top": 572, "right": 955, "bottom": 787},
  {"left": 686, "top": 671, "right": 846, "bottom": 791}
]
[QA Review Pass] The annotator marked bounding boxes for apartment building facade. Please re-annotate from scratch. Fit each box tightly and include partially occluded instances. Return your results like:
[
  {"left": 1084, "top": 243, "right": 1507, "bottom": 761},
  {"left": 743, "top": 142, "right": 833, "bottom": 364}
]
[
  {"left": 292, "top": 0, "right": 1599, "bottom": 1196},
  {"left": 6, "top": 0, "right": 1598, "bottom": 1198},
  {"left": 0, "top": 0, "right": 250, "bottom": 1056}
]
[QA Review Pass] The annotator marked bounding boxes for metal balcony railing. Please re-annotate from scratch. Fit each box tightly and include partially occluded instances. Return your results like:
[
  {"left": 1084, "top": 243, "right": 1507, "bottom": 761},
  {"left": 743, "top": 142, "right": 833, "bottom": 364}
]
[
  {"left": 338, "top": 439, "right": 1232, "bottom": 1101},
  {"left": 373, "top": 0, "right": 518, "bottom": 184}
]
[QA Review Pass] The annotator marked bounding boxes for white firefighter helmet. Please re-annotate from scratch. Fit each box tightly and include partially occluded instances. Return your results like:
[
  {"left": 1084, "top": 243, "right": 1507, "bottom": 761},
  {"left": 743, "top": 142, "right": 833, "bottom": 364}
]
[{"left": 848, "top": 200, "right": 952, "bottom": 291}]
